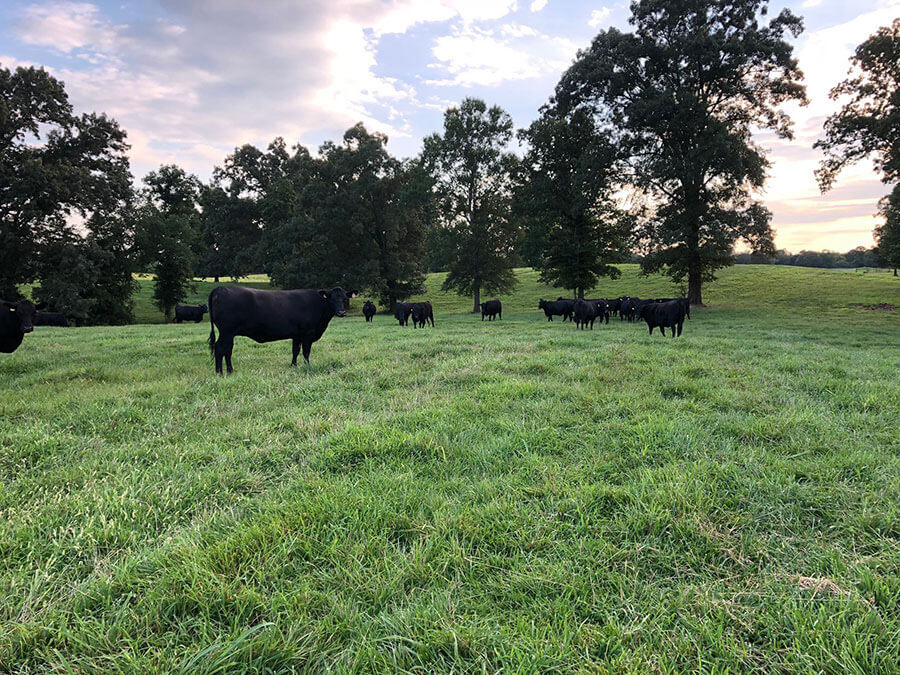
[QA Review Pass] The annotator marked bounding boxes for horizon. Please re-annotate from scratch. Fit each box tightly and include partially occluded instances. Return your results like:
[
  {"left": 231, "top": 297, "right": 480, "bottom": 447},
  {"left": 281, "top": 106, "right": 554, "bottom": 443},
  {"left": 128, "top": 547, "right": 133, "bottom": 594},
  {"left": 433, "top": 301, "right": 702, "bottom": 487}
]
[{"left": 1, "top": 0, "right": 898, "bottom": 252}]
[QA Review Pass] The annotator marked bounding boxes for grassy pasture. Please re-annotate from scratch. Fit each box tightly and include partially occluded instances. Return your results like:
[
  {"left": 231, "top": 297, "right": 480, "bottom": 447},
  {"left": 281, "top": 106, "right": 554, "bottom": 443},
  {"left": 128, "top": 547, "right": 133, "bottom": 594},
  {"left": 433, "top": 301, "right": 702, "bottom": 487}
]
[{"left": 1, "top": 266, "right": 899, "bottom": 671}]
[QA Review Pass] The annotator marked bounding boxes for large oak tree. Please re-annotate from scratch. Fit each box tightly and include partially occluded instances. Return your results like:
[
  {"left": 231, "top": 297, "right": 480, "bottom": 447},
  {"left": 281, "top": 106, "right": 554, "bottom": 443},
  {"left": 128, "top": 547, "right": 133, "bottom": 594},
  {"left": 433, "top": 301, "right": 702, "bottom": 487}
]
[
  {"left": 817, "top": 18, "right": 900, "bottom": 276},
  {"left": 423, "top": 98, "right": 519, "bottom": 312},
  {"left": 556, "top": 0, "right": 806, "bottom": 304}
]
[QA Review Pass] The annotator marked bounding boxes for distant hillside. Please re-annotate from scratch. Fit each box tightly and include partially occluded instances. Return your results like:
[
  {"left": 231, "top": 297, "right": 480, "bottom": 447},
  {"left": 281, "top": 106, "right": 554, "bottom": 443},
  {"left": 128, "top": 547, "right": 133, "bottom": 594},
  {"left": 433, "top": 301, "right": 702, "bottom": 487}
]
[{"left": 133, "top": 265, "right": 900, "bottom": 324}]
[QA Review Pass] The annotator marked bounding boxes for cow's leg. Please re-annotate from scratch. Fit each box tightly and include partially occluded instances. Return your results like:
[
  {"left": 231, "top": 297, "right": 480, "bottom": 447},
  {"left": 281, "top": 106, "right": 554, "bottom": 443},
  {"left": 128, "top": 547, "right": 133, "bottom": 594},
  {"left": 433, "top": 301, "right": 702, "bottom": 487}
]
[
  {"left": 214, "top": 338, "right": 224, "bottom": 375},
  {"left": 660, "top": 326, "right": 666, "bottom": 336},
  {"left": 302, "top": 341, "right": 312, "bottom": 365},
  {"left": 221, "top": 335, "right": 235, "bottom": 375},
  {"left": 648, "top": 325, "right": 653, "bottom": 335},
  {"left": 677, "top": 321, "right": 683, "bottom": 337},
  {"left": 291, "top": 338, "right": 301, "bottom": 366}
]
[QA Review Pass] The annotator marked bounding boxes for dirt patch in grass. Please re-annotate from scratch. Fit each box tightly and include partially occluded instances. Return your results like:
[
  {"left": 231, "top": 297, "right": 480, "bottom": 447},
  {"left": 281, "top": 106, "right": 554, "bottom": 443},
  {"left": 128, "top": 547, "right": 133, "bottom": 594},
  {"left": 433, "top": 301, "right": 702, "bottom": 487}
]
[{"left": 851, "top": 303, "right": 899, "bottom": 311}]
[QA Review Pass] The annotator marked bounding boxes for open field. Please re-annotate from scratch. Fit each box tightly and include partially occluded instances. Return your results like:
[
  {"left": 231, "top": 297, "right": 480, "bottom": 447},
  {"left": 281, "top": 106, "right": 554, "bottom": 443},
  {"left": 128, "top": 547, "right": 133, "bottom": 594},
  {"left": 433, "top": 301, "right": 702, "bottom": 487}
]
[{"left": 2, "top": 266, "right": 899, "bottom": 671}]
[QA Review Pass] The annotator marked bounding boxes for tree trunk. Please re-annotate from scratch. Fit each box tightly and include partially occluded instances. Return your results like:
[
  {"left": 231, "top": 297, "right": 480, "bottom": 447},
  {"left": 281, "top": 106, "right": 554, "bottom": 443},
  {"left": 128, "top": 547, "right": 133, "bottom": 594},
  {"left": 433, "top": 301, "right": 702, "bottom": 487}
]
[
  {"left": 577, "top": 287, "right": 585, "bottom": 299},
  {"left": 213, "top": 275, "right": 220, "bottom": 283},
  {"left": 688, "top": 269, "right": 703, "bottom": 306},
  {"left": 473, "top": 283, "right": 481, "bottom": 313},
  {"left": 894, "top": 268, "right": 898, "bottom": 277}
]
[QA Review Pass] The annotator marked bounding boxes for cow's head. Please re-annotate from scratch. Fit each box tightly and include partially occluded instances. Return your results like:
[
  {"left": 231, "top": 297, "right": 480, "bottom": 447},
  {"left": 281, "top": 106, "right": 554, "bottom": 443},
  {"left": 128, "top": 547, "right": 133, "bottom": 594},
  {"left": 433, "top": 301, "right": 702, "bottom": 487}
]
[
  {"left": 538, "top": 299, "right": 545, "bottom": 309},
  {"left": 2, "top": 300, "right": 36, "bottom": 334},
  {"left": 319, "top": 287, "right": 357, "bottom": 317}
]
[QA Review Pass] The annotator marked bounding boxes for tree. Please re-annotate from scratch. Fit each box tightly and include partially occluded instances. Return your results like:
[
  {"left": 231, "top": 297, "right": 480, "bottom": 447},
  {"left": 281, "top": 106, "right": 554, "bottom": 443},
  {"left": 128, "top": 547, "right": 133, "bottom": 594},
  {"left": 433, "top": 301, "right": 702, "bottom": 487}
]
[
  {"left": 0, "top": 64, "right": 133, "bottom": 302},
  {"left": 517, "top": 104, "right": 627, "bottom": 298},
  {"left": 556, "top": 0, "right": 806, "bottom": 305},
  {"left": 319, "top": 124, "right": 427, "bottom": 309},
  {"left": 135, "top": 165, "right": 201, "bottom": 320},
  {"left": 817, "top": 19, "right": 900, "bottom": 277},
  {"left": 876, "top": 186, "right": 900, "bottom": 275},
  {"left": 423, "top": 98, "right": 519, "bottom": 312}
]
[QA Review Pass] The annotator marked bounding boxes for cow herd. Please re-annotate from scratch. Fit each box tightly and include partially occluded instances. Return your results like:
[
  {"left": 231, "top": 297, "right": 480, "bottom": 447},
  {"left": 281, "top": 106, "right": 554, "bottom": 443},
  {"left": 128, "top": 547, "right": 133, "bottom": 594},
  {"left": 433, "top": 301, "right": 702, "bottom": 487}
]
[
  {"left": 1, "top": 287, "right": 691, "bottom": 373},
  {"left": 539, "top": 296, "right": 690, "bottom": 336}
]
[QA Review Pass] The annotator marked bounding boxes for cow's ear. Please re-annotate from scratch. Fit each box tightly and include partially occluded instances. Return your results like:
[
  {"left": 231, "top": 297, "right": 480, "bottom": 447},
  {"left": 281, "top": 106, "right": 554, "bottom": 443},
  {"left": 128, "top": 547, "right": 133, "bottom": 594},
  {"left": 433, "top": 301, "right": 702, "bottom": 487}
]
[{"left": 318, "top": 289, "right": 330, "bottom": 299}]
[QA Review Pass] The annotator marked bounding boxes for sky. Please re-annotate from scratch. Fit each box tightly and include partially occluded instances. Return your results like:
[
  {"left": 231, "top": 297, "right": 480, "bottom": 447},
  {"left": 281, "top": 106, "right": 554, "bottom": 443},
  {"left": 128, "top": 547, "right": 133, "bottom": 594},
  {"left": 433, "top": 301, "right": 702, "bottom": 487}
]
[{"left": 1, "top": 0, "right": 898, "bottom": 252}]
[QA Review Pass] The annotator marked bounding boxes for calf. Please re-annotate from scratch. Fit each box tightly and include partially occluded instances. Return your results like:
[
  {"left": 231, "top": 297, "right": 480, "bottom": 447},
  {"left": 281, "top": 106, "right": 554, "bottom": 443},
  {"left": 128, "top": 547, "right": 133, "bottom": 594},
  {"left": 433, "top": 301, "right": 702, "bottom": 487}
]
[
  {"left": 0, "top": 299, "right": 36, "bottom": 354},
  {"left": 34, "top": 312, "right": 70, "bottom": 327},
  {"left": 638, "top": 300, "right": 686, "bottom": 337},
  {"left": 411, "top": 301, "right": 435, "bottom": 328},
  {"left": 538, "top": 299, "right": 573, "bottom": 322},
  {"left": 573, "top": 298, "right": 598, "bottom": 330},
  {"left": 363, "top": 301, "right": 376, "bottom": 322},
  {"left": 480, "top": 299, "right": 502, "bottom": 321},
  {"left": 175, "top": 304, "right": 208, "bottom": 323},
  {"left": 208, "top": 286, "right": 356, "bottom": 374},
  {"left": 394, "top": 302, "right": 413, "bottom": 326}
]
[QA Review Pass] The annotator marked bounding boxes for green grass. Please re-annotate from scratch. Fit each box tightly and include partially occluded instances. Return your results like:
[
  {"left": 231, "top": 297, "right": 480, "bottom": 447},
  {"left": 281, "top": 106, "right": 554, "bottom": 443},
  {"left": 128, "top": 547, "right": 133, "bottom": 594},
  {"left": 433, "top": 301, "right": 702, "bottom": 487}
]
[{"left": 2, "top": 266, "right": 899, "bottom": 671}]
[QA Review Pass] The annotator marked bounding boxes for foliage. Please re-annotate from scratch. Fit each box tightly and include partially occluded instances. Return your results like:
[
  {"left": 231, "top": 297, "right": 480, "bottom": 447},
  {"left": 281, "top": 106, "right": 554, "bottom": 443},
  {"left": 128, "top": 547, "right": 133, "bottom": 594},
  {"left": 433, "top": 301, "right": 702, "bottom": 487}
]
[
  {"left": 517, "top": 105, "right": 627, "bottom": 297},
  {"left": 135, "top": 165, "right": 201, "bottom": 320},
  {"left": 423, "top": 98, "right": 519, "bottom": 311},
  {"left": 556, "top": 0, "right": 806, "bottom": 304},
  {"left": 876, "top": 186, "right": 900, "bottom": 274},
  {"left": 0, "top": 64, "right": 133, "bottom": 303},
  {"left": 816, "top": 18, "right": 900, "bottom": 190}
]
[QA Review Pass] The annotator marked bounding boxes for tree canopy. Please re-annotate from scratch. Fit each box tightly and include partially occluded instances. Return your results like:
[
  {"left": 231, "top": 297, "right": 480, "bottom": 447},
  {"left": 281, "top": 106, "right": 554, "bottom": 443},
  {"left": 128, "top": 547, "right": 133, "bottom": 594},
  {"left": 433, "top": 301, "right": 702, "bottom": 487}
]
[
  {"left": 555, "top": 0, "right": 806, "bottom": 304},
  {"left": 423, "top": 98, "right": 519, "bottom": 312}
]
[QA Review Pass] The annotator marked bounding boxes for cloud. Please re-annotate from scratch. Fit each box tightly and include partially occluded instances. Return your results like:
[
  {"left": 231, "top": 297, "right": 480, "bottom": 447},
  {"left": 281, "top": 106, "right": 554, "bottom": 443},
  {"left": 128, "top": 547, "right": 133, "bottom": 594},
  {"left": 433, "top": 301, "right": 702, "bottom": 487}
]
[
  {"left": 530, "top": 0, "right": 548, "bottom": 11},
  {"left": 588, "top": 7, "right": 611, "bottom": 28},
  {"left": 428, "top": 25, "right": 578, "bottom": 87},
  {"left": 17, "top": 1, "right": 118, "bottom": 53}
]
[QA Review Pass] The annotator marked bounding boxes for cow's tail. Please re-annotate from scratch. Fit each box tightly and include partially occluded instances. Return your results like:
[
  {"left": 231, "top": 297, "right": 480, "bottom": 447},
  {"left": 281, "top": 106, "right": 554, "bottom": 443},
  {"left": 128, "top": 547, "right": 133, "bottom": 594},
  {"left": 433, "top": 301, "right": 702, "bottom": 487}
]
[{"left": 208, "top": 288, "right": 217, "bottom": 357}]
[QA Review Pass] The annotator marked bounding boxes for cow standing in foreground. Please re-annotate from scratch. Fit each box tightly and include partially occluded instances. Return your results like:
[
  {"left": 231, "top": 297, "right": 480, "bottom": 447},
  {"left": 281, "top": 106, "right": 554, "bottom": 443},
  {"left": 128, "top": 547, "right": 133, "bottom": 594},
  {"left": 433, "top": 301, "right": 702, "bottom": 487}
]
[
  {"left": 175, "top": 304, "right": 208, "bottom": 323},
  {"left": 411, "top": 301, "right": 435, "bottom": 328},
  {"left": 363, "top": 301, "right": 376, "bottom": 322},
  {"left": 639, "top": 300, "right": 686, "bottom": 337},
  {"left": 394, "top": 302, "right": 413, "bottom": 326},
  {"left": 1, "top": 300, "right": 36, "bottom": 353},
  {"left": 34, "top": 312, "right": 70, "bottom": 327},
  {"left": 208, "top": 286, "right": 356, "bottom": 374},
  {"left": 480, "top": 299, "right": 501, "bottom": 321}
]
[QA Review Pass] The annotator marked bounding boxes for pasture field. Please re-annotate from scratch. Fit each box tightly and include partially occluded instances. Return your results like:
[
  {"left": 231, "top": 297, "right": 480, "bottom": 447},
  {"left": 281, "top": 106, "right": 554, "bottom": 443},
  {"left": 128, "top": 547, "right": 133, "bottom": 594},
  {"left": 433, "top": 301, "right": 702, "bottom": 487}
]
[{"left": 1, "top": 266, "right": 899, "bottom": 671}]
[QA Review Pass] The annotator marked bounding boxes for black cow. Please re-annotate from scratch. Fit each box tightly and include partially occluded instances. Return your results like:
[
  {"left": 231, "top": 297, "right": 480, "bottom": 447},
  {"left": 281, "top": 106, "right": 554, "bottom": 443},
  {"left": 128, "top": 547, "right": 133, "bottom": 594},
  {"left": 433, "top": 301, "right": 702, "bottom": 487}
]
[
  {"left": 573, "top": 298, "right": 598, "bottom": 330},
  {"left": 620, "top": 297, "right": 647, "bottom": 322},
  {"left": 652, "top": 298, "right": 691, "bottom": 320},
  {"left": 480, "top": 299, "right": 502, "bottom": 321},
  {"left": 207, "top": 286, "right": 356, "bottom": 374},
  {"left": 538, "top": 299, "right": 573, "bottom": 322},
  {"left": 363, "top": 301, "right": 376, "bottom": 322},
  {"left": 1, "top": 299, "right": 36, "bottom": 354},
  {"left": 411, "top": 301, "right": 435, "bottom": 328},
  {"left": 394, "top": 302, "right": 413, "bottom": 326},
  {"left": 638, "top": 300, "right": 686, "bottom": 337},
  {"left": 605, "top": 298, "right": 621, "bottom": 319},
  {"left": 585, "top": 299, "right": 610, "bottom": 324},
  {"left": 34, "top": 312, "right": 70, "bottom": 327},
  {"left": 555, "top": 297, "right": 577, "bottom": 322},
  {"left": 175, "top": 304, "right": 208, "bottom": 323}
]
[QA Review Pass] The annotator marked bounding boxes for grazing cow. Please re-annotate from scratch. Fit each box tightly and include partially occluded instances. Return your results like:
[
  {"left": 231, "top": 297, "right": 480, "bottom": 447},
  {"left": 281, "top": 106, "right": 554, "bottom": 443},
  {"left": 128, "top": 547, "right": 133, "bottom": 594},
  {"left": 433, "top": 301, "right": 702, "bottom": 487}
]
[
  {"left": 538, "top": 299, "right": 573, "bottom": 322},
  {"left": 652, "top": 298, "right": 691, "bottom": 320},
  {"left": 394, "top": 302, "right": 413, "bottom": 326},
  {"left": 175, "top": 304, "right": 208, "bottom": 323},
  {"left": 207, "top": 286, "right": 356, "bottom": 374},
  {"left": 573, "top": 298, "right": 598, "bottom": 330},
  {"left": 555, "top": 297, "right": 577, "bottom": 322},
  {"left": 638, "top": 300, "right": 686, "bottom": 337},
  {"left": 585, "top": 299, "right": 610, "bottom": 324},
  {"left": 363, "top": 301, "right": 376, "bottom": 322},
  {"left": 480, "top": 299, "right": 502, "bottom": 321},
  {"left": 411, "top": 301, "right": 435, "bottom": 328},
  {"left": 34, "top": 312, "right": 70, "bottom": 327},
  {"left": 0, "top": 299, "right": 36, "bottom": 354}
]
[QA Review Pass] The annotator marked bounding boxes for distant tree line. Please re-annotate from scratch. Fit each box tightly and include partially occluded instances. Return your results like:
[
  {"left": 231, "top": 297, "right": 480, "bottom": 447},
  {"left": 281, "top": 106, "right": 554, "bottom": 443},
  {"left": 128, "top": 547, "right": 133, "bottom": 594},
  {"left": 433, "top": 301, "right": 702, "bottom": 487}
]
[
  {"left": 3, "top": 1, "right": 898, "bottom": 324},
  {"left": 734, "top": 246, "right": 885, "bottom": 269}
]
